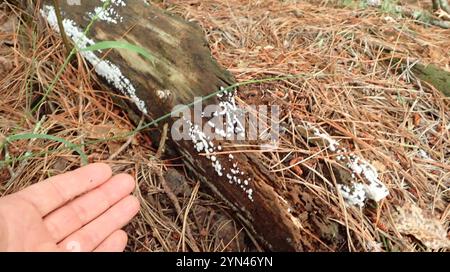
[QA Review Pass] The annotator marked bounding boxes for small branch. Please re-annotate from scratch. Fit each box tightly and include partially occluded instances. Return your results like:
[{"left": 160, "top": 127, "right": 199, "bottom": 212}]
[
  {"left": 52, "top": 0, "right": 72, "bottom": 55},
  {"left": 155, "top": 123, "right": 169, "bottom": 159},
  {"left": 153, "top": 167, "right": 200, "bottom": 252}
]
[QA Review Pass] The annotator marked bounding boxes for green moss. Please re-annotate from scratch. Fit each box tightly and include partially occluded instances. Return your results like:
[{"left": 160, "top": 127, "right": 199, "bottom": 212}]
[{"left": 412, "top": 63, "right": 450, "bottom": 97}]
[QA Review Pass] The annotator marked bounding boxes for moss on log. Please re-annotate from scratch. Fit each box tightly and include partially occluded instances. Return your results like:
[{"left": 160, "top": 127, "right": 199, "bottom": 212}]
[{"left": 411, "top": 63, "right": 450, "bottom": 97}]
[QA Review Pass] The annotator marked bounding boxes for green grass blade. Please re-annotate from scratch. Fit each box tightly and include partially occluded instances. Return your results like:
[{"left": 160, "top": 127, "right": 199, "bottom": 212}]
[
  {"left": 5, "top": 133, "right": 88, "bottom": 165},
  {"left": 81, "top": 41, "right": 156, "bottom": 64}
]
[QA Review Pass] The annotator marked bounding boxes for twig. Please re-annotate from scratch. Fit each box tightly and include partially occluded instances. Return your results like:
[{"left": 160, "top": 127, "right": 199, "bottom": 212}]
[
  {"left": 154, "top": 166, "right": 200, "bottom": 252},
  {"left": 179, "top": 181, "right": 200, "bottom": 252},
  {"left": 155, "top": 123, "right": 168, "bottom": 159},
  {"left": 52, "top": 0, "right": 72, "bottom": 55}
]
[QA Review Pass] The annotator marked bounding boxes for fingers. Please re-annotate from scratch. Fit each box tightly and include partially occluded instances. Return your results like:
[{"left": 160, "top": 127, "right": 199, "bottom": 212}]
[
  {"left": 44, "top": 174, "right": 135, "bottom": 242},
  {"left": 16, "top": 163, "right": 112, "bottom": 216},
  {"left": 94, "top": 230, "right": 128, "bottom": 252},
  {"left": 58, "top": 195, "right": 140, "bottom": 252}
]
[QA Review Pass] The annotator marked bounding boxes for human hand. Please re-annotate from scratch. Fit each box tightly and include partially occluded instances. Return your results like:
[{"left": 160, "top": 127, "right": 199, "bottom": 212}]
[{"left": 0, "top": 163, "right": 140, "bottom": 252}]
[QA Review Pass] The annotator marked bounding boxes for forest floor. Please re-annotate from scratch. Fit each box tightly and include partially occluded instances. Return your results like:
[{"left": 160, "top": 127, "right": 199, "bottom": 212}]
[{"left": 0, "top": 0, "right": 449, "bottom": 251}]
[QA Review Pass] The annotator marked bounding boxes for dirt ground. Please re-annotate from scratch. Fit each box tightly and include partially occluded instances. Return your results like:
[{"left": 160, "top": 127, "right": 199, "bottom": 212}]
[{"left": 0, "top": 0, "right": 449, "bottom": 251}]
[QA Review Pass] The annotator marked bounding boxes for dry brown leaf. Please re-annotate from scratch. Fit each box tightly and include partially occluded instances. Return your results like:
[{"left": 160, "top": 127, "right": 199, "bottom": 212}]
[
  {"left": 393, "top": 203, "right": 450, "bottom": 250},
  {"left": 106, "top": 141, "right": 123, "bottom": 155},
  {"left": 0, "top": 56, "right": 13, "bottom": 78},
  {"left": 371, "top": 160, "right": 386, "bottom": 172},
  {"left": 164, "top": 169, "right": 192, "bottom": 196},
  {"left": 289, "top": 157, "right": 304, "bottom": 176},
  {"left": 0, "top": 13, "right": 17, "bottom": 48},
  {"left": 83, "top": 123, "right": 129, "bottom": 139},
  {"left": 413, "top": 113, "right": 421, "bottom": 127},
  {"left": 0, "top": 14, "right": 16, "bottom": 34}
]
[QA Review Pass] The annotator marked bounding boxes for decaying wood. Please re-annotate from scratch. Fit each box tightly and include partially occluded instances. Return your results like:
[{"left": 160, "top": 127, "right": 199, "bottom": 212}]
[
  {"left": 409, "top": 63, "right": 450, "bottom": 97},
  {"left": 355, "top": 35, "right": 450, "bottom": 97},
  {"left": 369, "top": 0, "right": 450, "bottom": 29},
  {"left": 40, "top": 0, "right": 316, "bottom": 251}
]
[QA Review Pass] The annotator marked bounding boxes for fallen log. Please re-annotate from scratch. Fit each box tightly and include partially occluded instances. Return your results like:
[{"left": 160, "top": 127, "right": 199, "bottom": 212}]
[
  {"left": 409, "top": 62, "right": 450, "bottom": 97},
  {"left": 38, "top": 0, "right": 339, "bottom": 251},
  {"left": 355, "top": 35, "right": 450, "bottom": 97}
]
